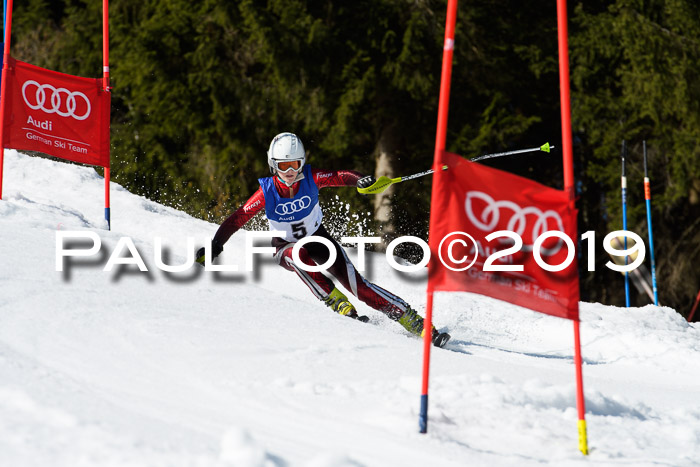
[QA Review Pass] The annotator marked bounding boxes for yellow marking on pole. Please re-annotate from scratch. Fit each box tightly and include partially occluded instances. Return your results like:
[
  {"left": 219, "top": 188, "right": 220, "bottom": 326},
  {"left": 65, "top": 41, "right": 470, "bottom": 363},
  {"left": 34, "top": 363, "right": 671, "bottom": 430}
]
[{"left": 578, "top": 419, "right": 589, "bottom": 455}]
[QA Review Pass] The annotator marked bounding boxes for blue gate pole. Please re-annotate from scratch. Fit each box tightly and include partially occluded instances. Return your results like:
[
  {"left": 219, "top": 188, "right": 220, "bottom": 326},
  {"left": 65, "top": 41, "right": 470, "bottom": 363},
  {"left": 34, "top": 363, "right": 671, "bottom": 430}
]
[
  {"left": 621, "top": 140, "right": 630, "bottom": 307},
  {"left": 643, "top": 141, "right": 659, "bottom": 305}
]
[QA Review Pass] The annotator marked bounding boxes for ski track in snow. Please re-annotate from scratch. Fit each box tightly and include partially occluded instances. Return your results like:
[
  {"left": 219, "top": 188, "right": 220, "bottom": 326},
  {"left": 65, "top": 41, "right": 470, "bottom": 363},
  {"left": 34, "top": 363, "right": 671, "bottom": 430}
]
[{"left": 1, "top": 150, "right": 699, "bottom": 467}]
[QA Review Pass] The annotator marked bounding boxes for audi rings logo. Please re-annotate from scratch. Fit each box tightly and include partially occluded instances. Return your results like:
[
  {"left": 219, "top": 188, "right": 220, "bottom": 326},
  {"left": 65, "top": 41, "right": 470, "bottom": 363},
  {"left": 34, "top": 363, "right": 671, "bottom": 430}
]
[
  {"left": 465, "top": 191, "right": 564, "bottom": 255},
  {"left": 275, "top": 196, "right": 312, "bottom": 216},
  {"left": 22, "top": 80, "right": 91, "bottom": 121}
]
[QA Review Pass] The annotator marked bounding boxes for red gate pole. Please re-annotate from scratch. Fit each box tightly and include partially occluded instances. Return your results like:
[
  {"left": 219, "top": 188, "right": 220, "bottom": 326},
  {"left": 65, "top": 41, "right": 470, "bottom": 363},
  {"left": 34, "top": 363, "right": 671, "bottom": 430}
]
[
  {"left": 420, "top": 0, "right": 458, "bottom": 434},
  {"left": 556, "top": 0, "right": 588, "bottom": 455},
  {"left": 688, "top": 288, "right": 700, "bottom": 322},
  {"left": 103, "top": 0, "right": 111, "bottom": 229},
  {"left": 0, "top": 0, "right": 13, "bottom": 200}
]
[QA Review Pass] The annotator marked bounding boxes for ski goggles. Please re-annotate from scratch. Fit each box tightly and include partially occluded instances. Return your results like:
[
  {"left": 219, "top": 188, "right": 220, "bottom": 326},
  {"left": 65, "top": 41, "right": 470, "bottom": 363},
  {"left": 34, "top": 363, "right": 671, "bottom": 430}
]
[{"left": 273, "top": 159, "right": 303, "bottom": 173}]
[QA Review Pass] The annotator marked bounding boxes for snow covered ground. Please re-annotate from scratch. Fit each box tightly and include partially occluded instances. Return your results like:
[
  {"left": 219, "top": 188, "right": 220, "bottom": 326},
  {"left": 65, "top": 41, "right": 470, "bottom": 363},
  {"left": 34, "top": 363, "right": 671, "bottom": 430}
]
[{"left": 1, "top": 149, "right": 699, "bottom": 466}]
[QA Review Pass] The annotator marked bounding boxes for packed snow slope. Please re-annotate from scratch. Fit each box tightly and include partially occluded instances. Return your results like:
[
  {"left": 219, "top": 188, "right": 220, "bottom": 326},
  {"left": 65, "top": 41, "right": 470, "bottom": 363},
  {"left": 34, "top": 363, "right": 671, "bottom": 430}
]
[{"left": 1, "top": 150, "right": 699, "bottom": 467}]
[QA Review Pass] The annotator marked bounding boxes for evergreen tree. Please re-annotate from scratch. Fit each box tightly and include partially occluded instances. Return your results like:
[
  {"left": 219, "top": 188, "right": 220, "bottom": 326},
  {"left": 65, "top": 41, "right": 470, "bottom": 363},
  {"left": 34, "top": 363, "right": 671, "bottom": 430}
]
[{"left": 571, "top": 0, "right": 700, "bottom": 312}]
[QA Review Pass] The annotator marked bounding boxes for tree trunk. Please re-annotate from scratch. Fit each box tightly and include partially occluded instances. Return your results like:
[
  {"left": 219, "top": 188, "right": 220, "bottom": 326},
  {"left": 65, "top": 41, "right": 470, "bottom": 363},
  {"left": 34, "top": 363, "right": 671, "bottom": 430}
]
[
  {"left": 373, "top": 126, "right": 399, "bottom": 248},
  {"left": 690, "top": 178, "right": 700, "bottom": 205}
]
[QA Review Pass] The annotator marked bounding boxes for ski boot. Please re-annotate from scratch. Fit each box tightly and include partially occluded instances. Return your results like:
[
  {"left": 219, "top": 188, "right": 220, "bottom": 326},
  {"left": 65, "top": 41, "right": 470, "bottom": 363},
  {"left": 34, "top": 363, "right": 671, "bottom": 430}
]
[
  {"left": 324, "top": 287, "right": 369, "bottom": 322},
  {"left": 398, "top": 307, "right": 451, "bottom": 348}
]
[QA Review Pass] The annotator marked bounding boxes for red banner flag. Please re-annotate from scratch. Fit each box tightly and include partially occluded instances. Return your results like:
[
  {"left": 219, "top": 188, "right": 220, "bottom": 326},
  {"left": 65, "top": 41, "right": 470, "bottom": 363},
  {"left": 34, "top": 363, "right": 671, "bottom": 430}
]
[
  {"left": 428, "top": 151, "right": 579, "bottom": 320},
  {"left": 2, "top": 58, "right": 110, "bottom": 167}
]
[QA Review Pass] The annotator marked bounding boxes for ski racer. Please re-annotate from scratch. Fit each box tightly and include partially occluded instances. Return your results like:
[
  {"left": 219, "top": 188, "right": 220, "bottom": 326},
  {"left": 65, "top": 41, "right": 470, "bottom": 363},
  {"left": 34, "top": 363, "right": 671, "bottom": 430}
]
[{"left": 196, "top": 132, "right": 450, "bottom": 347}]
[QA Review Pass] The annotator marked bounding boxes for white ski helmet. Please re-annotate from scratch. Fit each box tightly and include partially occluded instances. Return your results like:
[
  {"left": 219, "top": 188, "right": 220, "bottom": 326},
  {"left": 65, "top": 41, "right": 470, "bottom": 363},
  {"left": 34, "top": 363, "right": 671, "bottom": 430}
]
[{"left": 267, "top": 132, "right": 305, "bottom": 174}]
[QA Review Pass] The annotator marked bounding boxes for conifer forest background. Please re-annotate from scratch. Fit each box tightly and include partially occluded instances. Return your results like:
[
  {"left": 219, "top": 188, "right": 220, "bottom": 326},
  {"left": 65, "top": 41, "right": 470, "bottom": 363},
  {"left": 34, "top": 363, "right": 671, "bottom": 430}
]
[{"left": 8, "top": 0, "right": 700, "bottom": 318}]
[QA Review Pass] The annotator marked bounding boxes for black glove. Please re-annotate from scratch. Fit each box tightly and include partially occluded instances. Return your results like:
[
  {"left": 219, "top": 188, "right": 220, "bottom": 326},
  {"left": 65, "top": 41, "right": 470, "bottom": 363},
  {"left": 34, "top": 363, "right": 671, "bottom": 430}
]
[
  {"left": 195, "top": 240, "right": 224, "bottom": 265},
  {"left": 357, "top": 175, "right": 376, "bottom": 189}
]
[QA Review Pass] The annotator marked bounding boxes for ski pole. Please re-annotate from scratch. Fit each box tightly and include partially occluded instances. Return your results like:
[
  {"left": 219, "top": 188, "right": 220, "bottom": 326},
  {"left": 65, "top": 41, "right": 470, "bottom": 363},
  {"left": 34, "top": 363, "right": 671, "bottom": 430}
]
[
  {"left": 357, "top": 165, "right": 448, "bottom": 194},
  {"left": 471, "top": 142, "right": 553, "bottom": 162},
  {"left": 621, "top": 140, "right": 630, "bottom": 307},
  {"left": 357, "top": 143, "right": 553, "bottom": 194},
  {"left": 643, "top": 140, "right": 659, "bottom": 305}
]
